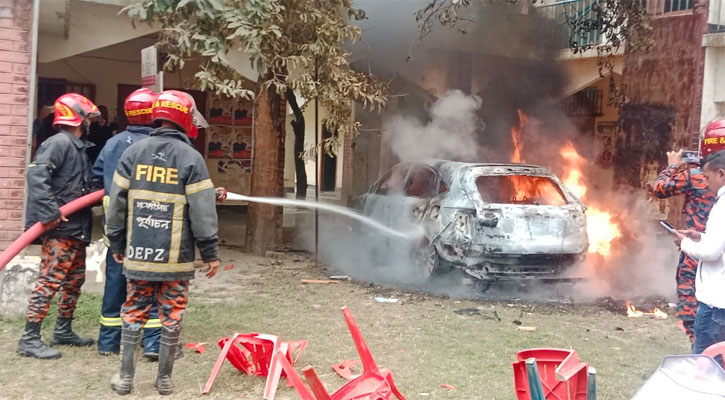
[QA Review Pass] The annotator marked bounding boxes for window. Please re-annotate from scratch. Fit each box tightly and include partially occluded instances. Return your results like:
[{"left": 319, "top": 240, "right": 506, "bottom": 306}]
[
  {"left": 404, "top": 166, "right": 437, "bottom": 198},
  {"left": 374, "top": 164, "right": 409, "bottom": 195},
  {"left": 475, "top": 175, "right": 567, "bottom": 206}
]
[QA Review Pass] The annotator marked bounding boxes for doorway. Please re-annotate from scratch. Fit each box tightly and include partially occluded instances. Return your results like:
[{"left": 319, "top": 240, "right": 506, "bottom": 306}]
[{"left": 320, "top": 125, "right": 337, "bottom": 192}]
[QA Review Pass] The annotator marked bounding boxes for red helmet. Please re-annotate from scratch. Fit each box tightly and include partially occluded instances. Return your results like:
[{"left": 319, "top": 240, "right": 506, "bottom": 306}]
[
  {"left": 152, "top": 90, "right": 207, "bottom": 138},
  {"left": 124, "top": 88, "right": 157, "bottom": 126},
  {"left": 701, "top": 119, "right": 725, "bottom": 159},
  {"left": 52, "top": 93, "right": 100, "bottom": 128}
]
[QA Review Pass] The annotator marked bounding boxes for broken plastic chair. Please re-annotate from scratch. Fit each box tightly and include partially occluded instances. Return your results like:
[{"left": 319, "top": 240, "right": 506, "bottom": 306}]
[
  {"left": 512, "top": 348, "right": 593, "bottom": 400},
  {"left": 332, "top": 360, "right": 363, "bottom": 381},
  {"left": 202, "top": 332, "right": 307, "bottom": 395},
  {"left": 631, "top": 355, "right": 725, "bottom": 399},
  {"left": 264, "top": 306, "right": 406, "bottom": 400}
]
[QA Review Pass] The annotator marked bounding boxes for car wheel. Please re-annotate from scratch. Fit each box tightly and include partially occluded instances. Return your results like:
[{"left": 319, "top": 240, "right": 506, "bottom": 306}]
[{"left": 415, "top": 240, "right": 449, "bottom": 283}]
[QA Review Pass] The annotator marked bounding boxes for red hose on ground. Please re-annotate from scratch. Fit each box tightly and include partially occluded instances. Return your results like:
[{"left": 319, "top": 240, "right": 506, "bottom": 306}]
[{"left": 0, "top": 189, "right": 105, "bottom": 271}]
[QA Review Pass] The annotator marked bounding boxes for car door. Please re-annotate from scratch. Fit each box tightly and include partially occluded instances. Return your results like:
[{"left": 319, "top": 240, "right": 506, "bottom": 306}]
[{"left": 360, "top": 163, "right": 410, "bottom": 227}]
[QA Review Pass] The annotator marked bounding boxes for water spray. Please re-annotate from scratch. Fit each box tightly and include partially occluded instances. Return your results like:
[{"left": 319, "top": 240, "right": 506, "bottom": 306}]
[{"left": 225, "top": 191, "right": 418, "bottom": 240}]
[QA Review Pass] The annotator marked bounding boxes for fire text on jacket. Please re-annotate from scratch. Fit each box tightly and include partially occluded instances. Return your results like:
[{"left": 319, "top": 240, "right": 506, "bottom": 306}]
[{"left": 135, "top": 164, "right": 179, "bottom": 184}]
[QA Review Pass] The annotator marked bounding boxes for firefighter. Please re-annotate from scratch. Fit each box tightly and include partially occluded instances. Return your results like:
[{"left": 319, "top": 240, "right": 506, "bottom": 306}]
[
  {"left": 93, "top": 88, "right": 163, "bottom": 358},
  {"left": 18, "top": 93, "right": 101, "bottom": 359},
  {"left": 106, "top": 90, "right": 220, "bottom": 395},
  {"left": 653, "top": 120, "right": 724, "bottom": 344}
]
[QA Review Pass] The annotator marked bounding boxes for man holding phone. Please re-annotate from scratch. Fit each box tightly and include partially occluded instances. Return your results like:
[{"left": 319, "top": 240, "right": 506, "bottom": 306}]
[
  {"left": 654, "top": 148, "right": 715, "bottom": 344},
  {"left": 674, "top": 149, "right": 725, "bottom": 353}
]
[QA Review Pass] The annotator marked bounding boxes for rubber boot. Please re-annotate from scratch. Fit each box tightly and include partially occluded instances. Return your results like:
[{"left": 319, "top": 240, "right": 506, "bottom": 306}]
[
  {"left": 50, "top": 317, "right": 94, "bottom": 347},
  {"left": 144, "top": 345, "right": 184, "bottom": 361},
  {"left": 17, "top": 321, "right": 61, "bottom": 359},
  {"left": 155, "top": 329, "right": 180, "bottom": 395},
  {"left": 110, "top": 328, "right": 141, "bottom": 395}
]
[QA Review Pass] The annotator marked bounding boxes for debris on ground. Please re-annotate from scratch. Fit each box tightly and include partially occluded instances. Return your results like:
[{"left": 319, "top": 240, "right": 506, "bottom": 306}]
[
  {"left": 454, "top": 308, "right": 481, "bottom": 316},
  {"left": 224, "top": 264, "right": 234, "bottom": 271},
  {"left": 440, "top": 384, "right": 456, "bottom": 391},
  {"left": 184, "top": 342, "right": 207, "bottom": 354},
  {"left": 517, "top": 326, "right": 536, "bottom": 332},
  {"left": 301, "top": 279, "right": 339, "bottom": 284},
  {"left": 329, "top": 275, "right": 351, "bottom": 281},
  {"left": 374, "top": 297, "right": 400, "bottom": 303}
]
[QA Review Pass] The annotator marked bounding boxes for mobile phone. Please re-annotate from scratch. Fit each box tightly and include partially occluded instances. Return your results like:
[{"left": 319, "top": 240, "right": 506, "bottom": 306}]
[
  {"left": 660, "top": 221, "right": 677, "bottom": 235},
  {"left": 682, "top": 150, "right": 700, "bottom": 164}
]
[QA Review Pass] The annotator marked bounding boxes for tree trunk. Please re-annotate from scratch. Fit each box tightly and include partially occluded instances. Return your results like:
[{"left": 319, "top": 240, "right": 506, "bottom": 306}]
[
  {"left": 246, "top": 84, "right": 285, "bottom": 255},
  {"left": 286, "top": 88, "right": 307, "bottom": 200}
]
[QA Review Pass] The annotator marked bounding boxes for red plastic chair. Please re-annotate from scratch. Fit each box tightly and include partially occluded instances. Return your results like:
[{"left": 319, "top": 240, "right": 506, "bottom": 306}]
[
  {"left": 512, "top": 348, "right": 589, "bottom": 400},
  {"left": 703, "top": 341, "right": 725, "bottom": 368},
  {"left": 266, "top": 306, "right": 406, "bottom": 400},
  {"left": 202, "top": 332, "right": 307, "bottom": 395}
]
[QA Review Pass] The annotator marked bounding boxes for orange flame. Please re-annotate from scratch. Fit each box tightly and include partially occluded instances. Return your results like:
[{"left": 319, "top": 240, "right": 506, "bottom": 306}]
[
  {"left": 586, "top": 207, "right": 622, "bottom": 256},
  {"left": 626, "top": 301, "right": 668, "bottom": 319},
  {"left": 559, "top": 142, "right": 587, "bottom": 199},
  {"left": 511, "top": 109, "right": 527, "bottom": 164},
  {"left": 510, "top": 110, "right": 530, "bottom": 202},
  {"left": 558, "top": 142, "right": 622, "bottom": 257}
]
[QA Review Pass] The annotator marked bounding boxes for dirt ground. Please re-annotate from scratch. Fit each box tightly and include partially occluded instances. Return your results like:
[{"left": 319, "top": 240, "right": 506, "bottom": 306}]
[{"left": 0, "top": 246, "right": 690, "bottom": 399}]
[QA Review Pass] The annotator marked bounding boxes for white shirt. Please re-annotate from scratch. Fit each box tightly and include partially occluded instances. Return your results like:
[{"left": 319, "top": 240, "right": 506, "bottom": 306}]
[{"left": 681, "top": 186, "right": 725, "bottom": 308}]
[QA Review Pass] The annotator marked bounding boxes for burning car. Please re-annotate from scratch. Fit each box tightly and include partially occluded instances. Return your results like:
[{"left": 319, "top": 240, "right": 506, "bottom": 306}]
[{"left": 356, "top": 160, "right": 589, "bottom": 285}]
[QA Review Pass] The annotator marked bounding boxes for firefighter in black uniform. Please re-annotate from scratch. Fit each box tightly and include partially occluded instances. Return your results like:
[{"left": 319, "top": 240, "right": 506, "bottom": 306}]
[{"left": 106, "top": 90, "right": 220, "bottom": 395}]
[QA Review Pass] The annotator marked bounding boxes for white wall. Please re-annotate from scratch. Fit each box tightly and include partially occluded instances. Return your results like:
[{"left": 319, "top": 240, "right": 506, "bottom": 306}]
[
  {"left": 701, "top": 34, "right": 725, "bottom": 135},
  {"left": 37, "top": 37, "right": 200, "bottom": 117}
]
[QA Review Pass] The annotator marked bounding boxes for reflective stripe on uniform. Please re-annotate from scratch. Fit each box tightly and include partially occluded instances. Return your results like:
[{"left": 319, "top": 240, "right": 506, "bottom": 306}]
[
  {"left": 123, "top": 259, "right": 195, "bottom": 272},
  {"left": 113, "top": 171, "right": 130, "bottom": 189},
  {"left": 100, "top": 316, "right": 122, "bottom": 327},
  {"left": 102, "top": 195, "right": 110, "bottom": 247},
  {"left": 185, "top": 178, "right": 214, "bottom": 195},
  {"left": 100, "top": 316, "right": 161, "bottom": 328},
  {"left": 144, "top": 319, "right": 162, "bottom": 329}
]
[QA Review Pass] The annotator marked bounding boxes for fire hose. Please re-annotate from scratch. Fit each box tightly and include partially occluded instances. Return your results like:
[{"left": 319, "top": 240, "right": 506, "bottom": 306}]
[{"left": 0, "top": 189, "right": 104, "bottom": 271}]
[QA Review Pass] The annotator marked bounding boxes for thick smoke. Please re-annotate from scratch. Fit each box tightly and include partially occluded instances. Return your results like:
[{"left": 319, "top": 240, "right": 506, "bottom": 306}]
[
  {"left": 383, "top": 90, "right": 484, "bottom": 162},
  {"left": 289, "top": 1, "right": 679, "bottom": 304}
]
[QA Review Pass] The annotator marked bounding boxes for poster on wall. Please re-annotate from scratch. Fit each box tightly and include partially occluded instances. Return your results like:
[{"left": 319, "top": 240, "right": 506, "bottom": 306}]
[{"left": 206, "top": 94, "right": 254, "bottom": 197}]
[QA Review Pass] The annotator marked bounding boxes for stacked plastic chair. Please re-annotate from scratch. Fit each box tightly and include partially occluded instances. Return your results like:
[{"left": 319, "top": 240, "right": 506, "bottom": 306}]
[{"left": 512, "top": 348, "right": 595, "bottom": 400}]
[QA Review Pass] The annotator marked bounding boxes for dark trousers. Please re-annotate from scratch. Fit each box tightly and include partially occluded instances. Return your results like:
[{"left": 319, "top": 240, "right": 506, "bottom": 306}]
[
  {"left": 693, "top": 301, "right": 725, "bottom": 354},
  {"left": 98, "top": 251, "right": 160, "bottom": 354}
]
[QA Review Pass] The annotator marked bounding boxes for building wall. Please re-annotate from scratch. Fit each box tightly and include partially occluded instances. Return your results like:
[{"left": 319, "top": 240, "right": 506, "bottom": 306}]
[
  {"left": 37, "top": 37, "right": 196, "bottom": 117},
  {"left": 0, "top": 0, "right": 33, "bottom": 250},
  {"left": 617, "top": 2, "right": 709, "bottom": 223}
]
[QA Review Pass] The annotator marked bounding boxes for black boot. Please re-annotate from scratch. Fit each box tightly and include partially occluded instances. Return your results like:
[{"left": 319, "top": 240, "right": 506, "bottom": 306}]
[
  {"left": 110, "top": 328, "right": 141, "bottom": 395},
  {"left": 17, "top": 321, "right": 61, "bottom": 359},
  {"left": 50, "top": 317, "right": 94, "bottom": 347},
  {"left": 155, "top": 330, "right": 180, "bottom": 395}
]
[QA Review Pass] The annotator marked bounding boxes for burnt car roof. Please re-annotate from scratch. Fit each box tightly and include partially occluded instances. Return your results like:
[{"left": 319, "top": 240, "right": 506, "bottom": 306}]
[{"left": 418, "top": 159, "right": 554, "bottom": 177}]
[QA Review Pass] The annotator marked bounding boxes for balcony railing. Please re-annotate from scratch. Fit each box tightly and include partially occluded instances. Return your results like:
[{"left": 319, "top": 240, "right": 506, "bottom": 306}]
[
  {"left": 710, "top": 0, "right": 725, "bottom": 33},
  {"left": 644, "top": 0, "right": 694, "bottom": 17},
  {"left": 536, "top": 0, "right": 602, "bottom": 49},
  {"left": 536, "top": 0, "right": 697, "bottom": 49},
  {"left": 563, "top": 87, "right": 603, "bottom": 117}
]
